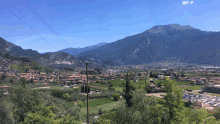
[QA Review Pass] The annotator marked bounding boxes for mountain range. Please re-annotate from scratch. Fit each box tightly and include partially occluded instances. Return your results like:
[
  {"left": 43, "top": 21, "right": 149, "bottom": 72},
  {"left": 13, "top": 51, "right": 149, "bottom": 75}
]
[
  {"left": 1, "top": 23, "right": 220, "bottom": 67},
  {"left": 78, "top": 24, "right": 220, "bottom": 66},
  {"left": 57, "top": 42, "right": 107, "bottom": 56}
]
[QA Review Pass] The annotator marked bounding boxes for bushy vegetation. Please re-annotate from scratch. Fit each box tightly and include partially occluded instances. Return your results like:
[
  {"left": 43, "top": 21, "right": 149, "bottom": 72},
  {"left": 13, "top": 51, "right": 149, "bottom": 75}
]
[
  {"left": 0, "top": 79, "right": 82, "bottom": 124},
  {"left": 95, "top": 77, "right": 220, "bottom": 124},
  {"left": 113, "top": 93, "right": 120, "bottom": 101}
]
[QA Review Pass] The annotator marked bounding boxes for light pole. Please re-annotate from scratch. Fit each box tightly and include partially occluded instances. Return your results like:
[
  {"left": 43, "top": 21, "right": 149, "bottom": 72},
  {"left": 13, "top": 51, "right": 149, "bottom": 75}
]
[{"left": 85, "top": 61, "right": 89, "bottom": 124}]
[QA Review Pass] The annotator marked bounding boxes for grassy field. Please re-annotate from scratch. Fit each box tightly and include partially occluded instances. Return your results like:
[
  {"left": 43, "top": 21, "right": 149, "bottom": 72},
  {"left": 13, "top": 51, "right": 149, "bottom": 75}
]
[
  {"left": 67, "top": 98, "right": 116, "bottom": 107},
  {"left": 81, "top": 99, "right": 123, "bottom": 117},
  {"left": 50, "top": 86, "right": 63, "bottom": 89},
  {"left": 67, "top": 98, "right": 124, "bottom": 117},
  {"left": 181, "top": 86, "right": 202, "bottom": 90},
  {"left": 91, "top": 79, "right": 149, "bottom": 91},
  {"left": 82, "top": 98, "right": 116, "bottom": 107}
]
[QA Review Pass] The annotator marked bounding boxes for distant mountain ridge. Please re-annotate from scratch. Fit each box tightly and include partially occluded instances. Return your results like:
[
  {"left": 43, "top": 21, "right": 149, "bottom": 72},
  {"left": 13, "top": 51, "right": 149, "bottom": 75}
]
[
  {"left": 78, "top": 24, "right": 220, "bottom": 66},
  {"left": 57, "top": 42, "right": 108, "bottom": 56},
  {"left": 0, "top": 37, "right": 40, "bottom": 57},
  {"left": 2, "top": 23, "right": 220, "bottom": 66},
  {"left": 0, "top": 37, "right": 84, "bottom": 69}
]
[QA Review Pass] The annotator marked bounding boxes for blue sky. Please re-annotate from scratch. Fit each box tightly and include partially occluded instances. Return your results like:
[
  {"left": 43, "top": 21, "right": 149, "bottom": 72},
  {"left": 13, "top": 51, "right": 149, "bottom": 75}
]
[{"left": 0, "top": 0, "right": 220, "bottom": 53}]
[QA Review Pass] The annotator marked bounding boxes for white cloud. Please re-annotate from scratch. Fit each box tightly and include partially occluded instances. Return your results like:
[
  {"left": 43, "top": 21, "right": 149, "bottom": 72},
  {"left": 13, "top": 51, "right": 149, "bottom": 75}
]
[{"left": 182, "top": 1, "right": 194, "bottom": 5}]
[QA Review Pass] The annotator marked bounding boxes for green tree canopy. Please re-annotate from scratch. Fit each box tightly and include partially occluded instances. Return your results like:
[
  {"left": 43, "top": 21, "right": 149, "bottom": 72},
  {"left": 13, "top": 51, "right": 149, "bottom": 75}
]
[
  {"left": 10, "top": 86, "right": 42, "bottom": 123},
  {"left": 0, "top": 100, "right": 15, "bottom": 124},
  {"left": 163, "top": 77, "right": 185, "bottom": 123},
  {"left": 111, "top": 89, "right": 169, "bottom": 124},
  {"left": 22, "top": 105, "right": 55, "bottom": 124}
]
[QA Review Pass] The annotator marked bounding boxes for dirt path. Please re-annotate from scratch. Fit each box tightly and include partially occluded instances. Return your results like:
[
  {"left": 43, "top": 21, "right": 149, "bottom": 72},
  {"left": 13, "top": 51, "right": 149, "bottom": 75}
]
[
  {"left": 32, "top": 86, "right": 51, "bottom": 89},
  {"left": 145, "top": 93, "right": 166, "bottom": 98}
]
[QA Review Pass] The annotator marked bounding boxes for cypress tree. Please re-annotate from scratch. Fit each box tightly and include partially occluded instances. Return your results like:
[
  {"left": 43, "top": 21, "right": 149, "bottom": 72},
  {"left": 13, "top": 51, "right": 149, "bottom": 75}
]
[
  {"left": 123, "top": 73, "right": 136, "bottom": 108},
  {"left": 88, "top": 86, "right": 90, "bottom": 93},
  {"left": 150, "top": 72, "right": 152, "bottom": 77},
  {"left": 82, "top": 85, "right": 84, "bottom": 93},
  {"left": 85, "top": 85, "right": 87, "bottom": 93}
]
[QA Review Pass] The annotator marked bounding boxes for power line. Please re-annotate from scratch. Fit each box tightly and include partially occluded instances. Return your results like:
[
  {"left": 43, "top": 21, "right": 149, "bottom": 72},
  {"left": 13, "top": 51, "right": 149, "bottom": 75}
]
[
  {"left": 0, "top": 1, "right": 57, "bottom": 51},
  {"left": 25, "top": 5, "right": 69, "bottom": 47},
  {"left": 7, "top": 8, "right": 58, "bottom": 51},
  {"left": 25, "top": 4, "right": 78, "bottom": 54}
]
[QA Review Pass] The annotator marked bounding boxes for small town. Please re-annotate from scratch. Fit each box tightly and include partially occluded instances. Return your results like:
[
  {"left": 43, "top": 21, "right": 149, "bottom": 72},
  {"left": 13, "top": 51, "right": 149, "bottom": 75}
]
[{"left": 2, "top": 54, "right": 220, "bottom": 118}]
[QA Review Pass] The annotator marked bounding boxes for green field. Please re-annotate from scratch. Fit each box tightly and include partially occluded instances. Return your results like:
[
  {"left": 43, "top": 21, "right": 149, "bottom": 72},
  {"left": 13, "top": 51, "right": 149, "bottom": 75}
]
[
  {"left": 81, "top": 99, "right": 123, "bottom": 116},
  {"left": 67, "top": 98, "right": 124, "bottom": 117},
  {"left": 82, "top": 98, "right": 116, "bottom": 107},
  {"left": 91, "top": 79, "right": 148, "bottom": 91},
  {"left": 181, "top": 86, "right": 202, "bottom": 90},
  {"left": 67, "top": 98, "right": 116, "bottom": 107}
]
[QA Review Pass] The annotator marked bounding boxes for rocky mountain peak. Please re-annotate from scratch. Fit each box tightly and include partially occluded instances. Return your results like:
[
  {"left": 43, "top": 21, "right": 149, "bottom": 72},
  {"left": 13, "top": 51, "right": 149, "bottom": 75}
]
[{"left": 169, "top": 24, "right": 194, "bottom": 30}]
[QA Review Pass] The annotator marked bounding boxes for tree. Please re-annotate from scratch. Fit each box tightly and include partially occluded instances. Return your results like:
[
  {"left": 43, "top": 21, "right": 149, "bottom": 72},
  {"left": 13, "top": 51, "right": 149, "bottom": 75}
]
[
  {"left": 0, "top": 100, "right": 15, "bottom": 124},
  {"left": 112, "top": 89, "right": 169, "bottom": 124},
  {"left": 29, "top": 78, "right": 34, "bottom": 84},
  {"left": 1, "top": 73, "right": 6, "bottom": 81},
  {"left": 11, "top": 86, "right": 42, "bottom": 123},
  {"left": 51, "top": 89, "right": 64, "bottom": 98},
  {"left": 22, "top": 105, "right": 55, "bottom": 124},
  {"left": 123, "top": 73, "right": 136, "bottom": 108},
  {"left": 145, "top": 82, "right": 152, "bottom": 93},
  {"left": 185, "top": 100, "right": 193, "bottom": 107},
  {"left": 214, "top": 107, "right": 220, "bottom": 120},
  {"left": 94, "top": 118, "right": 111, "bottom": 124},
  {"left": 84, "top": 85, "right": 87, "bottom": 93},
  {"left": 60, "top": 115, "right": 82, "bottom": 124},
  {"left": 9, "top": 78, "right": 13, "bottom": 84},
  {"left": 81, "top": 85, "right": 83, "bottom": 92},
  {"left": 150, "top": 72, "right": 153, "bottom": 77},
  {"left": 63, "top": 93, "right": 70, "bottom": 102},
  {"left": 109, "top": 83, "right": 113, "bottom": 87},
  {"left": 0, "top": 89, "right": 4, "bottom": 98},
  {"left": 77, "top": 100, "right": 83, "bottom": 108},
  {"left": 82, "top": 85, "right": 85, "bottom": 93},
  {"left": 20, "top": 77, "right": 27, "bottom": 88},
  {"left": 113, "top": 93, "right": 120, "bottom": 101},
  {"left": 188, "top": 108, "right": 208, "bottom": 124},
  {"left": 205, "top": 116, "right": 220, "bottom": 124},
  {"left": 163, "top": 77, "right": 185, "bottom": 123},
  {"left": 98, "top": 108, "right": 103, "bottom": 115},
  {"left": 88, "top": 86, "right": 90, "bottom": 93}
]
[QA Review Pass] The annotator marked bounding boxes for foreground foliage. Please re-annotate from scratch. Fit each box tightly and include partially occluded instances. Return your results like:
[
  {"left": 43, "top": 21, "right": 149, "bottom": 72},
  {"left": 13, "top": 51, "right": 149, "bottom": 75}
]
[{"left": 96, "top": 77, "right": 220, "bottom": 124}]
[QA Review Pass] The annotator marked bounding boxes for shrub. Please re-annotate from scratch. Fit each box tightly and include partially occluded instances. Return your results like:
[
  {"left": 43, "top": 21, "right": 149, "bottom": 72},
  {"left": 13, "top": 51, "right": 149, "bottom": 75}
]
[
  {"left": 77, "top": 100, "right": 83, "bottom": 108},
  {"left": 108, "top": 87, "right": 115, "bottom": 91},
  {"left": 113, "top": 93, "right": 120, "bottom": 101},
  {"left": 98, "top": 109, "right": 103, "bottom": 115}
]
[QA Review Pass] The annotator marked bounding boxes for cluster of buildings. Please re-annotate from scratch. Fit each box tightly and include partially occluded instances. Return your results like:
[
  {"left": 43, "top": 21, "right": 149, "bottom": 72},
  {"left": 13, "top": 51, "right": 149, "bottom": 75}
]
[
  {"left": 0, "top": 57, "right": 128, "bottom": 85},
  {"left": 183, "top": 92, "right": 220, "bottom": 109}
]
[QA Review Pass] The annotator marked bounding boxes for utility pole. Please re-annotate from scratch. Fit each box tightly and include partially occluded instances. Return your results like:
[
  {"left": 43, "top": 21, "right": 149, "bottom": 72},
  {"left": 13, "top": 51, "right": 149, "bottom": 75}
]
[
  {"left": 145, "top": 72, "right": 146, "bottom": 84},
  {"left": 85, "top": 62, "right": 89, "bottom": 124}
]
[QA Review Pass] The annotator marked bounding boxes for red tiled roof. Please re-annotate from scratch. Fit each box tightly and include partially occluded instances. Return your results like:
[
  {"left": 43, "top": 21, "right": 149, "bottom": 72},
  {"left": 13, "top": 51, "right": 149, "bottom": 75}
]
[{"left": 0, "top": 86, "right": 10, "bottom": 88}]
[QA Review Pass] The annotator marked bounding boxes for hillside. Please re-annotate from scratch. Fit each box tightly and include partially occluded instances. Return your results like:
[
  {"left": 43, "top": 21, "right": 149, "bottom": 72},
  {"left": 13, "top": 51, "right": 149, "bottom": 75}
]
[
  {"left": 58, "top": 42, "right": 107, "bottom": 56},
  {"left": 78, "top": 24, "right": 219, "bottom": 65},
  {"left": 0, "top": 37, "right": 39, "bottom": 57},
  {"left": 0, "top": 37, "right": 85, "bottom": 69}
]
